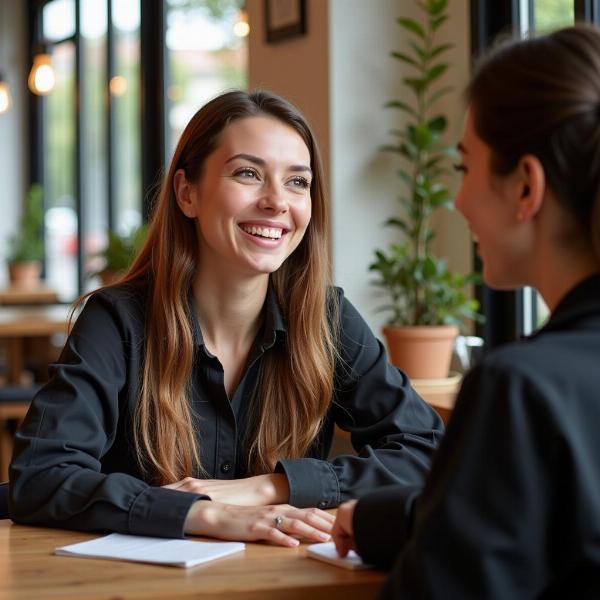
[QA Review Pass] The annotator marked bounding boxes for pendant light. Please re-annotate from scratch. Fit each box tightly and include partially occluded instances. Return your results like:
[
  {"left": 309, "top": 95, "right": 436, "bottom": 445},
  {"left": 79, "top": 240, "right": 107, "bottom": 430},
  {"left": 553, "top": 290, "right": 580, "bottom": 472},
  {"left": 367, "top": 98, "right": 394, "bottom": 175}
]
[
  {"left": 0, "top": 0, "right": 12, "bottom": 113},
  {"left": 28, "top": 47, "right": 55, "bottom": 96}
]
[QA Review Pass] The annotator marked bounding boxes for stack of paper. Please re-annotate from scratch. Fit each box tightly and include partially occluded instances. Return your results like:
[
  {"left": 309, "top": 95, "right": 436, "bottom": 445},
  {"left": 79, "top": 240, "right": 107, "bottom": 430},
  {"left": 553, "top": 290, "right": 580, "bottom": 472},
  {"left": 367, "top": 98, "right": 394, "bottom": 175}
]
[
  {"left": 307, "top": 542, "right": 370, "bottom": 570},
  {"left": 55, "top": 533, "right": 245, "bottom": 568}
]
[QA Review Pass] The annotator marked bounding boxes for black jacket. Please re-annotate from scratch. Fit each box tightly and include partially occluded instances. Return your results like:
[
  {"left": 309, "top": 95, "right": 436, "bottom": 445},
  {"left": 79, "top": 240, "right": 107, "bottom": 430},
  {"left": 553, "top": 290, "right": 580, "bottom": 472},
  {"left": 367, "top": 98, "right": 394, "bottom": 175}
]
[
  {"left": 354, "top": 274, "right": 600, "bottom": 599},
  {"left": 9, "top": 282, "right": 443, "bottom": 538}
]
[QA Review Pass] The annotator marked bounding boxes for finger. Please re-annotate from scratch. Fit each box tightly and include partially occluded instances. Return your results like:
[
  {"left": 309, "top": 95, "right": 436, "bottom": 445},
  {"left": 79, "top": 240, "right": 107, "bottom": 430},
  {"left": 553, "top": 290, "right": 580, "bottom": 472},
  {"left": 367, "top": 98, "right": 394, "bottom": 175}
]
[
  {"left": 264, "top": 525, "right": 300, "bottom": 548},
  {"left": 298, "top": 509, "right": 334, "bottom": 534},
  {"left": 279, "top": 517, "right": 332, "bottom": 543}
]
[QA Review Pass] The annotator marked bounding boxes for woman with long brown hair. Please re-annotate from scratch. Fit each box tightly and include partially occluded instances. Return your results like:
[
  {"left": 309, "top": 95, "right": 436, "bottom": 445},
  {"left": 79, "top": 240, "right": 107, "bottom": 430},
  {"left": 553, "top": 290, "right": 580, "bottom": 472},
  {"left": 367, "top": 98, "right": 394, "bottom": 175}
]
[
  {"left": 332, "top": 24, "right": 600, "bottom": 597},
  {"left": 9, "top": 90, "right": 442, "bottom": 545}
]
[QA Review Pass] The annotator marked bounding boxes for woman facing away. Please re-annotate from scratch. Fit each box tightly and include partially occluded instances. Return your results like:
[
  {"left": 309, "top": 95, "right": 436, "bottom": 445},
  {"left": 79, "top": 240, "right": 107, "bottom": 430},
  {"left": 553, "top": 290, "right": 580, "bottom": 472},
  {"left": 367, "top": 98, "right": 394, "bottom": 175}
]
[
  {"left": 332, "top": 24, "right": 600, "bottom": 598},
  {"left": 8, "top": 90, "right": 443, "bottom": 546}
]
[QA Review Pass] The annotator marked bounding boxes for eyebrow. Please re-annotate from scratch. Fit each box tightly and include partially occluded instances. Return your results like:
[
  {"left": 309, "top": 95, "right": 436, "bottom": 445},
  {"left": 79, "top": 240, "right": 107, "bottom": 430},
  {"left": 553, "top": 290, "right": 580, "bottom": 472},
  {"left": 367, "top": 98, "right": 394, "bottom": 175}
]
[
  {"left": 226, "top": 153, "right": 312, "bottom": 175},
  {"left": 457, "top": 142, "right": 468, "bottom": 154}
]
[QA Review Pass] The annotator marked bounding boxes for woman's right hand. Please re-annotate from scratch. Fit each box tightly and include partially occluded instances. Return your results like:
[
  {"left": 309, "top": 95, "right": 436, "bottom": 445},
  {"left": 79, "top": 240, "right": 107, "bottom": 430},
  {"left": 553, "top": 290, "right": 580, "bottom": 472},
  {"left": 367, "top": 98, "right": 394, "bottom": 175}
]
[{"left": 184, "top": 501, "right": 335, "bottom": 547}]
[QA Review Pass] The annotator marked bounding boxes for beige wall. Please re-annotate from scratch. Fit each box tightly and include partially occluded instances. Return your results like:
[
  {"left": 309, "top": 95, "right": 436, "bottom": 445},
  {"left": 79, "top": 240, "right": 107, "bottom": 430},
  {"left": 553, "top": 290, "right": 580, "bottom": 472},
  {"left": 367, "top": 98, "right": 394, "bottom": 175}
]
[
  {"left": 247, "top": 0, "right": 330, "bottom": 182},
  {"left": 249, "top": 0, "right": 472, "bottom": 334}
]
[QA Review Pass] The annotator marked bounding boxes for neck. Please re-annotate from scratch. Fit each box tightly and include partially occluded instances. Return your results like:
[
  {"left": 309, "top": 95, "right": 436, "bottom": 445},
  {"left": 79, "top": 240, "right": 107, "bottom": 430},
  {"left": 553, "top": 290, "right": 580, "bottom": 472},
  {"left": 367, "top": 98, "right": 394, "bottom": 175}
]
[
  {"left": 192, "top": 262, "right": 269, "bottom": 353},
  {"left": 532, "top": 241, "right": 600, "bottom": 313}
]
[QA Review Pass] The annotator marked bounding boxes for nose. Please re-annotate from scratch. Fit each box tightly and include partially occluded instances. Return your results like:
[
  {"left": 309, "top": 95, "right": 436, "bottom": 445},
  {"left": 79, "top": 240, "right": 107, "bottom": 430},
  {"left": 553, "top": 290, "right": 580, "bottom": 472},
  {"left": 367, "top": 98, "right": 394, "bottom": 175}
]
[{"left": 258, "top": 182, "right": 288, "bottom": 214}]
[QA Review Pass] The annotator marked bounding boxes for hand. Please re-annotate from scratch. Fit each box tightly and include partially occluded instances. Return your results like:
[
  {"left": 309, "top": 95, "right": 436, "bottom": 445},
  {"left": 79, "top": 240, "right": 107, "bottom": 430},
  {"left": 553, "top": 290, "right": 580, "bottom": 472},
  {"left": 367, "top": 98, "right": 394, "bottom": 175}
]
[
  {"left": 184, "top": 501, "right": 335, "bottom": 548},
  {"left": 163, "top": 474, "right": 290, "bottom": 506},
  {"left": 331, "top": 499, "right": 358, "bottom": 557}
]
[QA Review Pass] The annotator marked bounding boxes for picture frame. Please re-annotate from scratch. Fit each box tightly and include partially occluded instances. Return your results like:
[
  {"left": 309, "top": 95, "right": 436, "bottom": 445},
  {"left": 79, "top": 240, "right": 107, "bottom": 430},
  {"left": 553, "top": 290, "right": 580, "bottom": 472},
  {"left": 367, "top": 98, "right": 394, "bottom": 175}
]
[{"left": 265, "top": 0, "right": 306, "bottom": 43}]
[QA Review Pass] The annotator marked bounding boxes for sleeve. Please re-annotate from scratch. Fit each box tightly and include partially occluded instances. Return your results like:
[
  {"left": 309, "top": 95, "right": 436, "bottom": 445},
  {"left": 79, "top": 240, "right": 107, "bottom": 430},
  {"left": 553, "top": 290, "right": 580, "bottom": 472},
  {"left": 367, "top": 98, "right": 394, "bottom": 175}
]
[
  {"left": 361, "top": 361, "right": 558, "bottom": 598},
  {"left": 8, "top": 292, "right": 206, "bottom": 538},
  {"left": 276, "top": 290, "right": 444, "bottom": 509}
]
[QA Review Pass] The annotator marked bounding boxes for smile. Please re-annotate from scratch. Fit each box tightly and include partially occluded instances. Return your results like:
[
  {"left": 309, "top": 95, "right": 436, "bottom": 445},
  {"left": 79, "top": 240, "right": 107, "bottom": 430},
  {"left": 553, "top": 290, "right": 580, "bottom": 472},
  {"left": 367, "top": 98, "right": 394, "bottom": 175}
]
[{"left": 239, "top": 225, "right": 285, "bottom": 240}]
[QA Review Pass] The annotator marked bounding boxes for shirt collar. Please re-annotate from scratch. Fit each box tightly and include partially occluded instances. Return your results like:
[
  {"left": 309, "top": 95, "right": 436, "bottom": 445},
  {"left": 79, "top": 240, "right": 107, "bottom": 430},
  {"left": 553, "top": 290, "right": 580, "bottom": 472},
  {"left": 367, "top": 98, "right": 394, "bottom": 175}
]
[
  {"left": 532, "top": 272, "right": 600, "bottom": 337},
  {"left": 188, "top": 282, "right": 288, "bottom": 351}
]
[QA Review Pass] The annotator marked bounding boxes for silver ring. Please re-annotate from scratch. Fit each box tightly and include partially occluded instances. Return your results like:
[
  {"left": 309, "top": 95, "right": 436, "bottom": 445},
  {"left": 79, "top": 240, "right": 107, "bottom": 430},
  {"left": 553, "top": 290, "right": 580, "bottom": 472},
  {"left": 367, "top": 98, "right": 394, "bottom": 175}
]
[{"left": 274, "top": 515, "right": 284, "bottom": 529}]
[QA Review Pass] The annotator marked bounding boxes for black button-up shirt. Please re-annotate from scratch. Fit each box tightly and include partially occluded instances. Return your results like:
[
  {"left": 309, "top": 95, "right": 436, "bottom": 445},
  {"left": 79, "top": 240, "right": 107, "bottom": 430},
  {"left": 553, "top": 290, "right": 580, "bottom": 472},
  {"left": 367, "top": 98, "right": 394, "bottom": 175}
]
[{"left": 9, "top": 282, "right": 443, "bottom": 538}]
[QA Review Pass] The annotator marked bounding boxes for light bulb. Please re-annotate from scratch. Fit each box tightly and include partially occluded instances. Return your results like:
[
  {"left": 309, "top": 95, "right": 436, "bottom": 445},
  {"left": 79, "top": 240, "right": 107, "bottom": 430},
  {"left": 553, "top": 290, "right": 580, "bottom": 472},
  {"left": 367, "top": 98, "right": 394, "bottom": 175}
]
[
  {"left": 28, "top": 54, "right": 55, "bottom": 95},
  {"left": 233, "top": 9, "right": 250, "bottom": 37},
  {"left": 0, "top": 77, "right": 11, "bottom": 113}
]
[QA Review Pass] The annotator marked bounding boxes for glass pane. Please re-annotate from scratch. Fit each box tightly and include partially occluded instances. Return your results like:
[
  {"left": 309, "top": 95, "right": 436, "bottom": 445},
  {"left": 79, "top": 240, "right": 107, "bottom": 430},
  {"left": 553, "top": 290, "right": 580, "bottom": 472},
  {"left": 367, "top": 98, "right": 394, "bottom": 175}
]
[
  {"left": 44, "top": 41, "right": 77, "bottom": 302},
  {"left": 528, "top": 0, "right": 575, "bottom": 328},
  {"left": 533, "top": 0, "right": 574, "bottom": 33},
  {"left": 43, "top": 0, "right": 76, "bottom": 42},
  {"left": 112, "top": 0, "right": 142, "bottom": 236},
  {"left": 81, "top": 0, "right": 108, "bottom": 292},
  {"left": 165, "top": 0, "right": 248, "bottom": 158}
]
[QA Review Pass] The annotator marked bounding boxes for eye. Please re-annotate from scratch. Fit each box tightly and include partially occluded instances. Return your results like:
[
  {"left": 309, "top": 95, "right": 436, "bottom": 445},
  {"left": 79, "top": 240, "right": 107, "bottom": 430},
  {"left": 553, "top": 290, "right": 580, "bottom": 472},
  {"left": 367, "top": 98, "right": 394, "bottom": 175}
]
[
  {"left": 234, "top": 167, "right": 259, "bottom": 180},
  {"left": 453, "top": 163, "right": 468, "bottom": 175},
  {"left": 288, "top": 176, "right": 310, "bottom": 189}
]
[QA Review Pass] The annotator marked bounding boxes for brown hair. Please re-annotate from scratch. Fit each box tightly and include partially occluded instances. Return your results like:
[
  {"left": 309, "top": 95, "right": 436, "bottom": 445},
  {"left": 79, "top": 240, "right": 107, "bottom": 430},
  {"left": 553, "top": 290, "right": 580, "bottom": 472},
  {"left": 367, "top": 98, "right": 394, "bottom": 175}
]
[
  {"left": 466, "top": 24, "right": 600, "bottom": 258},
  {"left": 96, "top": 90, "right": 338, "bottom": 483}
]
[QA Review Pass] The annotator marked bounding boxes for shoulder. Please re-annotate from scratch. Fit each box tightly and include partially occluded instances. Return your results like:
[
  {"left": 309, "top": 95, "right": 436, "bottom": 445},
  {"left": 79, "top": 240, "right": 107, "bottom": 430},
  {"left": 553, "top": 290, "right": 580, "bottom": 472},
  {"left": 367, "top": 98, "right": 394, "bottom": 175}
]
[{"left": 74, "top": 279, "right": 150, "bottom": 338}]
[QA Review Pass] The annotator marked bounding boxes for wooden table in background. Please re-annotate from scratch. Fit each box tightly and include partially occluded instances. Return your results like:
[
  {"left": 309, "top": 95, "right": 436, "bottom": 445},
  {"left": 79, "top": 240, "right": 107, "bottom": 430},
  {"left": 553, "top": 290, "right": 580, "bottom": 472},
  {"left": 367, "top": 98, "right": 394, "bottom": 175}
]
[
  {"left": 0, "top": 285, "right": 59, "bottom": 305},
  {"left": 0, "top": 304, "right": 70, "bottom": 384},
  {"left": 0, "top": 521, "right": 384, "bottom": 600}
]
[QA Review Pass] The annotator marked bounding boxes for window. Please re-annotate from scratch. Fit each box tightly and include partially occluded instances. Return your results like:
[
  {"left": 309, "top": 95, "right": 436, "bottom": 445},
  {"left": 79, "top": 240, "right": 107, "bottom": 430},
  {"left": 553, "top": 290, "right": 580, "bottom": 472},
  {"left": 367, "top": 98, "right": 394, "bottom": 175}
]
[
  {"left": 470, "top": 0, "right": 593, "bottom": 347},
  {"left": 30, "top": 0, "right": 247, "bottom": 301}
]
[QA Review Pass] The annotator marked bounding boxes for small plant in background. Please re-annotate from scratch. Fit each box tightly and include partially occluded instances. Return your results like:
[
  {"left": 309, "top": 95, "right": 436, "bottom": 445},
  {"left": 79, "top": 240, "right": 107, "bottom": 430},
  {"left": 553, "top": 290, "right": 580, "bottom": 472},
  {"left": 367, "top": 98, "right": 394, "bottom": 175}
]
[
  {"left": 369, "top": 0, "right": 480, "bottom": 329},
  {"left": 7, "top": 183, "right": 45, "bottom": 264},
  {"left": 93, "top": 224, "right": 147, "bottom": 282}
]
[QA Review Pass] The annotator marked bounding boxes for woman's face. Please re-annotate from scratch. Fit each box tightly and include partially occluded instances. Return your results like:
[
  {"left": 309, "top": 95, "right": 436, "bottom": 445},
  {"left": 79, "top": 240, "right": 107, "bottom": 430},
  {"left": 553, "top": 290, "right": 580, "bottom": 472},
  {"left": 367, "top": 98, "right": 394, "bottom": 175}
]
[
  {"left": 178, "top": 115, "right": 312, "bottom": 277},
  {"left": 454, "top": 110, "right": 532, "bottom": 289}
]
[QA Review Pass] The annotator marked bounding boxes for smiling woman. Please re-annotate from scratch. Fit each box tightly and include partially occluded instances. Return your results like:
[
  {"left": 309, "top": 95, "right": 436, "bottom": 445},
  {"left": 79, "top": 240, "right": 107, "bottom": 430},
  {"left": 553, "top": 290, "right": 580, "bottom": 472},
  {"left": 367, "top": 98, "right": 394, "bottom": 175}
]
[{"left": 9, "top": 90, "right": 443, "bottom": 548}]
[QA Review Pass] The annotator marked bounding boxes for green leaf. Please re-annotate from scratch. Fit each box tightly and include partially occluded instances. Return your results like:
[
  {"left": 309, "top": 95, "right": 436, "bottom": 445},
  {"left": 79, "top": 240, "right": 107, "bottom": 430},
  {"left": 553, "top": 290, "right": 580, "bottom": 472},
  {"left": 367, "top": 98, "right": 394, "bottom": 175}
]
[
  {"left": 409, "top": 40, "right": 427, "bottom": 62},
  {"left": 428, "top": 115, "right": 447, "bottom": 133},
  {"left": 384, "top": 218, "right": 409, "bottom": 232},
  {"left": 426, "top": 85, "right": 452, "bottom": 108},
  {"left": 431, "top": 14, "right": 448, "bottom": 31},
  {"left": 403, "top": 77, "right": 427, "bottom": 93},
  {"left": 397, "top": 17, "right": 425, "bottom": 38},
  {"left": 429, "top": 43, "right": 452, "bottom": 60},
  {"left": 390, "top": 51, "right": 419, "bottom": 68},
  {"left": 429, "top": 0, "right": 448, "bottom": 15},
  {"left": 426, "top": 64, "right": 448, "bottom": 84},
  {"left": 384, "top": 100, "right": 418, "bottom": 117}
]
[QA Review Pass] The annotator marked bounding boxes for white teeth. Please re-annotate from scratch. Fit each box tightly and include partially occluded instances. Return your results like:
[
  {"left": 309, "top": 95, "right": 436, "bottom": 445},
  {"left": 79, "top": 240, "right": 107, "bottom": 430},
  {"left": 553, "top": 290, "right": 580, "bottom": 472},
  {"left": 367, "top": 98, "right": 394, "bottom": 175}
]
[{"left": 241, "top": 225, "right": 283, "bottom": 239}]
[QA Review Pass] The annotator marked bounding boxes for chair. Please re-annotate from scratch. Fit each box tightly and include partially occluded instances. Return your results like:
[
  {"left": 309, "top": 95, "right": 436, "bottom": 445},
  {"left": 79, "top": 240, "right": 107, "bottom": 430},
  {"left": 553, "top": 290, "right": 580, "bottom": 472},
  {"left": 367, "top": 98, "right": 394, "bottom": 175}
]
[
  {"left": 0, "top": 385, "right": 41, "bottom": 481},
  {"left": 0, "top": 481, "right": 8, "bottom": 520}
]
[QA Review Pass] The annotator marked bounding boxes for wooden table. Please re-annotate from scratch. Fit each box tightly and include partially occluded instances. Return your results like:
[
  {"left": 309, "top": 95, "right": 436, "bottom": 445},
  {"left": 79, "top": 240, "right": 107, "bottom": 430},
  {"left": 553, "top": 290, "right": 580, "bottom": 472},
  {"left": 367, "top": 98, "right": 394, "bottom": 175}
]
[
  {"left": 0, "top": 304, "right": 70, "bottom": 384},
  {"left": 0, "top": 521, "right": 384, "bottom": 599},
  {"left": 0, "top": 285, "right": 59, "bottom": 305}
]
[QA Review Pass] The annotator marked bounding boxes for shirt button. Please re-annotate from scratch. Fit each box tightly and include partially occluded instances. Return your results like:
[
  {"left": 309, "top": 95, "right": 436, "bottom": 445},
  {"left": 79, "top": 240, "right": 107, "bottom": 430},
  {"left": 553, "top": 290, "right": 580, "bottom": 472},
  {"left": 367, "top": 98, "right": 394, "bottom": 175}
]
[
  {"left": 220, "top": 461, "right": 232, "bottom": 474},
  {"left": 318, "top": 501, "right": 328, "bottom": 509}
]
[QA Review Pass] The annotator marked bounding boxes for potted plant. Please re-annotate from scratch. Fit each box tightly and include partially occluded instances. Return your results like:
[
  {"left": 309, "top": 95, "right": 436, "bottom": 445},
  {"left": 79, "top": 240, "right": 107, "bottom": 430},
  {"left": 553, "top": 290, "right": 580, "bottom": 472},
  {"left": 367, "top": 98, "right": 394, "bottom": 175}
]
[
  {"left": 6, "top": 183, "right": 45, "bottom": 288},
  {"left": 93, "top": 225, "right": 147, "bottom": 286},
  {"left": 369, "top": 0, "right": 480, "bottom": 379}
]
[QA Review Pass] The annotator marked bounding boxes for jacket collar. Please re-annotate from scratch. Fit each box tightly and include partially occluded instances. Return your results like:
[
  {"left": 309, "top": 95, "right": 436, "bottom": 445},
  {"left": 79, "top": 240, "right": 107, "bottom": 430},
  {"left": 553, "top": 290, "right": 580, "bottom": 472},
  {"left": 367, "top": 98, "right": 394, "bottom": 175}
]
[{"left": 533, "top": 272, "right": 600, "bottom": 336}]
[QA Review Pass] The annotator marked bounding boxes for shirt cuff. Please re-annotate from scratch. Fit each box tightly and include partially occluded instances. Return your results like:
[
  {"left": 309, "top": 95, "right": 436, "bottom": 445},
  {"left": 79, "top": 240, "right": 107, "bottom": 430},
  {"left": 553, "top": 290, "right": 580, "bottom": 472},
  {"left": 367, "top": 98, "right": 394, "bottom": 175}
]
[
  {"left": 128, "top": 487, "right": 208, "bottom": 538},
  {"left": 275, "top": 458, "right": 340, "bottom": 508}
]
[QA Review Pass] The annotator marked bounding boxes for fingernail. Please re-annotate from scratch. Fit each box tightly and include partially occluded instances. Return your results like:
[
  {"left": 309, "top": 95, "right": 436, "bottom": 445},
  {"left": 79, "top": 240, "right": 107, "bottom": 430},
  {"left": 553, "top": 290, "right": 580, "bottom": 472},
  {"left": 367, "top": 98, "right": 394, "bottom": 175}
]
[
  {"left": 290, "top": 539, "right": 300, "bottom": 547},
  {"left": 319, "top": 533, "right": 330, "bottom": 540}
]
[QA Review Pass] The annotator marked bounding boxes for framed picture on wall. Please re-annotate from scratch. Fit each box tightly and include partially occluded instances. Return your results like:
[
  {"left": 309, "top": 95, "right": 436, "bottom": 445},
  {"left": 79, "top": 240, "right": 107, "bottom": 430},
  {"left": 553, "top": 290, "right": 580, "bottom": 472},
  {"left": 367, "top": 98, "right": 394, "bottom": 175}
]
[{"left": 265, "top": 0, "right": 306, "bottom": 43}]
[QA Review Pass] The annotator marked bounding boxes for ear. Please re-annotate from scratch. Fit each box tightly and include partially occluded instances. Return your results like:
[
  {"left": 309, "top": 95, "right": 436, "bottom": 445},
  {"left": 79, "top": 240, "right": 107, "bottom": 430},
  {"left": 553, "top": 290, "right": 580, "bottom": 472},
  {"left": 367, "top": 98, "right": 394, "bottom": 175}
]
[
  {"left": 514, "top": 154, "right": 545, "bottom": 223},
  {"left": 173, "top": 168, "right": 197, "bottom": 218}
]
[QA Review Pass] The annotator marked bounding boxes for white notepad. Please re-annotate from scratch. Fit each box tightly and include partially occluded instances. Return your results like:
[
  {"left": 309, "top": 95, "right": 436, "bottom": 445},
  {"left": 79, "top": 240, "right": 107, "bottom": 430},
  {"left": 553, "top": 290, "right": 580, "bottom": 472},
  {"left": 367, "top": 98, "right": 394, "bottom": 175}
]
[
  {"left": 55, "top": 533, "right": 245, "bottom": 568},
  {"left": 307, "top": 542, "right": 370, "bottom": 570}
]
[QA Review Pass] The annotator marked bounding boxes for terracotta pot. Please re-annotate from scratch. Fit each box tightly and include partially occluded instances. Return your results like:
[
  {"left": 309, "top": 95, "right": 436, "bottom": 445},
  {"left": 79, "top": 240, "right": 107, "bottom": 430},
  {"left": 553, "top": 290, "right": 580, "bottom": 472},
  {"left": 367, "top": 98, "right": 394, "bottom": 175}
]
[
  {"left": 8, "top": 261, "right": 42, "bottom": 289},
  {"left": 383, "top": 324, "right": 459, "bottom": 380}
]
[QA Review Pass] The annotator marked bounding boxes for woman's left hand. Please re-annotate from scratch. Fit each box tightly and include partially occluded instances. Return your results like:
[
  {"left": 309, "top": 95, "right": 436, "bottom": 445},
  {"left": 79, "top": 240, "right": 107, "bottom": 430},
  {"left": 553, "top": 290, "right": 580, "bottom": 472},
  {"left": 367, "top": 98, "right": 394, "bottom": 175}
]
[{"left": 163, "top": 473, "right": 290, "bottom": 506}]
